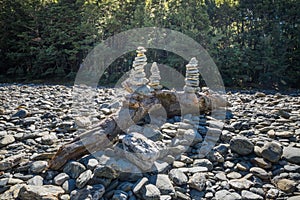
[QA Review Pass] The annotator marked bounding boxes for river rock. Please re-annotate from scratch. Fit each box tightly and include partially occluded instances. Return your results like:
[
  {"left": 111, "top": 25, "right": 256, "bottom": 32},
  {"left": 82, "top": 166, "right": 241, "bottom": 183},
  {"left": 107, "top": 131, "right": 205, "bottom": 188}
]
[
  {"left": 112, "top": 190, "right": 128, "bottom": 200},
  {"left": 284, "top": 164, "right": 300, "bottom": 172},
  {"left": 251, "top": 157, "right": 272, "bottom": 169},
  {"left": 169, "top": 169, "right": 188, "bottom": 186},
  {"left": 160, "top": 195, "right": 172, "bottom": 200},
  {"left": 283, "top": 146, "right": 300, "bottom": 164},
  {"left": 103, "top": 156, "right": 143, "bottom": 181},
  {"left": 287, "top": 196, "right": 300, "bottom": 200},
  {"left": 188, "top": 172, "right": 207, "bottom": 191},
  {"left": 215, "top": 189, "right": 242, "bottom": 200},
  {"left": 143, "top": 125, "right": 163, "bottom": 141},
  {"left": 41, "top": 133, "right": 57, "bottom": 145},
  {"left": 123, "top": 132, "right": 160, "bottom": 171},
  {"left": 229, "top": 136, "right": 254, "bottom": 155},
  {"left": 63, "top": 161, "right": 86, "bottom": 179},
  {"left": 229, "top": 178, "right": 253, "bottom": 190},
  {"left": 12, "top": 109, "right": 29, "bottom": 118},
  {"left": 27, "top": 175, "right": 43, "bottom": 186},
  {"left": 0, "top": 135, "right": 15, "bottom": 147},
  {"left": 193, "top": 159, "right": 213, "bottom": 171},
  {"left": 266, "top": 188, "right": 279, "bottom": 199},
  {"left": 86, "top": 158, "right": 98, "bottom": 170},
  {"left": 18, "top": 185, "right": 64, "bottom": 200},
  {"left": 74, "top": 116, "right": 91, "bottom": 128},
  {"left": 70, "top": 184, "right": 105, "bottom": 200},
  {"left": 250, "top": 167, "right": 270, "bottom": 180},
  {"left": 30, "top": 161, "right": 48, "bottom": 174},
  {"left": 8, "top": 177, "right": 24, "bottom": 185},
  {"left": 0, "top": 178, "right": 8, "bottom": 186},
  {"left": 142, "top": 184, "right": 161, "bottom": 200},
  {"left": 241, "top": 190, "right": 264, "bottom": 200},
  {"left": 276, "top": 131, "right": 294, "bottom": 138},
  {"left": 0, "top": 153, "right": 25, "bottom": 171},
  {"left": 261, "top": 141, "right": 283, "bottom": 163},
  {"left": 133, "top": 177, "right": 149, "bottom": 197},
  {"left": 227, "top": 172, "right": 242, "bottom": 179},
  {"left": 277, "top": 109, "right": 290, "bottom": 119},
  {"left": 62, "top": 179, "right": 76, "bottom": 193},
  {"left": 76, "top": 169, "right": 92, "bottom": 189},
  {"left": 0, "top": 183, "right": 26, "bottom": 200},
  {"left": 274, "top": 178, "right": 296, "bottom": 193},
  {"left": 60, "top": 194, "right": 70, "bottom": 200},
  {"left": 93, "top": 164, "right": 118, "bottom": 179},
  {"left": 254, "top": 92, "right": 266, "bottom": 97},
  {"left": 149, "top": 174, "right": 175, "bottom": 195},
  {"left": 54, "top": 173, "right": 70, "bottom": 186}
]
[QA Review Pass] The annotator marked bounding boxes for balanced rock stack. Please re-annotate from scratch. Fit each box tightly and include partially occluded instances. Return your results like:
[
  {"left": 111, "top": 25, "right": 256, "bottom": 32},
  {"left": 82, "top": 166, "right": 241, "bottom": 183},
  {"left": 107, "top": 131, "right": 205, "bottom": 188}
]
[
  {"left": 122, "top": 46, "right": 150, "bottom": 94},
  {"left": 184, "top": 57, "right": 200, "bottom": 93},
  {"left": 148, "top": 62, "right": 162, "bottom": 90}
]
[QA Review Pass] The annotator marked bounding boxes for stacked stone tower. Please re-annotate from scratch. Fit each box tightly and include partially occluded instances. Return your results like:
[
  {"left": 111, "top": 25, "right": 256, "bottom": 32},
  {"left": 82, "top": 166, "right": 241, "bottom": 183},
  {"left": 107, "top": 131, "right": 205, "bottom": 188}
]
[
  {"left": 148, "top": 62, "right": 162, "bottom": 90},
  {"left": 183, "top": 57, "right": 200, "bottom": 93},
  {"left": 122, "top": 47, "right": 150, "bottom": 94},
  {"left": 129, "top": 47, "right": 149, "bottom": 88}
]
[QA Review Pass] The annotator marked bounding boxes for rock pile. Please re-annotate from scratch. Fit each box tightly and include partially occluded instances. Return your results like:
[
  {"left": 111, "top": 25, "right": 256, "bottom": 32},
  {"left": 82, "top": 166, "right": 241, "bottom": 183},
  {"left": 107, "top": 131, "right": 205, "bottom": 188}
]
[
  {"left": 0, "top": 84, "right": 300, "bottom": 200},
  {"left": 184, "top": 57, "right": 200, "bottom": 93}
]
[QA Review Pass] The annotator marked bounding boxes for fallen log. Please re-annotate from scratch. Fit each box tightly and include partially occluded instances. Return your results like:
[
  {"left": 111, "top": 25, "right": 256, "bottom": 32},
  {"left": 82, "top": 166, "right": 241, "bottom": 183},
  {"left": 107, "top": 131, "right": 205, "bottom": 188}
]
[{"left": 48, "top": 90, "right": 228, "bottom": 170}]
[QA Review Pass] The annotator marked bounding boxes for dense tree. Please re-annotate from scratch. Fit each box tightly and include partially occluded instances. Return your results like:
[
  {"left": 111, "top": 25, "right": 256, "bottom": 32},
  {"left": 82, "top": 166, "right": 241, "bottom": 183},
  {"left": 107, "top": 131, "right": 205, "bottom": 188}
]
[
  {"left": 0, "top": 0, "right": 299, "bottom": 88},
  {"left": 206, "top": 0, "right": 299, "bottom": 88}
]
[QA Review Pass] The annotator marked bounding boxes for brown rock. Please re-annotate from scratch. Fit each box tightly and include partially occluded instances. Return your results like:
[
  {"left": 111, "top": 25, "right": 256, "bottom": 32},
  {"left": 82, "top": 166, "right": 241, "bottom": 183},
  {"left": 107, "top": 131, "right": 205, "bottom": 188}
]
[
  {"left": 275, "top": 179, "right": 296, "bottom": 193},
  {"left": 0, "top": 135, "right": 15, "bottom": 148},
  {"left": 18, "top": 185, "right": 65, "bottom": 200},
  {"left": 251, "top": 157, "right": 272, "bottom": 169},
  {"left": 0, "top": 153, "right": 25, "bottom": 171},
  {"left": 0, "top": 184, "right": 26, "bottom": 200}
]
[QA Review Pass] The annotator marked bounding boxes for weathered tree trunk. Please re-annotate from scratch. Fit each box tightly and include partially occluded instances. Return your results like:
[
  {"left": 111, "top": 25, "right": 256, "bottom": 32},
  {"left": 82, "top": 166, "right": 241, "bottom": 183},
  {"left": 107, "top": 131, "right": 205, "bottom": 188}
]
[
  {"left": 48, "top": 90, "right": 228, "bottom": 170},
  {"left": 48, "top": 118, "right": 121, "bottom": 170}
]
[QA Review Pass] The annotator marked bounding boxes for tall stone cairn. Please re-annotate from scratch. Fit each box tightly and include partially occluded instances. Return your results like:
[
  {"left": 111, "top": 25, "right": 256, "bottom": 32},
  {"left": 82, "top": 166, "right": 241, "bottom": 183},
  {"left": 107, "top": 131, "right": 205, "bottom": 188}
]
[
  {"left": 122, "top": 46, "right": 149, "bottom": 93},
  {"left": 183, "top": 57, "right": 200, "bottom": 93},
  {"left": 130, "top": 46, "right": 149, "bottom": 89},
  {"left": 148, "top": 62, "right": 162, "bottom": 90}
]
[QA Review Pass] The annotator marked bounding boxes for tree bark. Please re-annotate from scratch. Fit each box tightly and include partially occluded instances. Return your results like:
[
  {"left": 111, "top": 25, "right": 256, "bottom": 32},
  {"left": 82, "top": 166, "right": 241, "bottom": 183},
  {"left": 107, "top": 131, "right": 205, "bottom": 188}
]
[{"left": 48, "top": 90, "right": 228, "bottom": 170}]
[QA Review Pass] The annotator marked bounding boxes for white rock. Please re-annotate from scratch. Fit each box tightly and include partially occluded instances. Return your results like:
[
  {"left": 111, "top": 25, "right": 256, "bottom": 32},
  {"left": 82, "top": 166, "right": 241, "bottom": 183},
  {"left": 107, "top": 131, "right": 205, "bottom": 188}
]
[{"left": 123, "top": 132, "right": 160, "bottom": 171}]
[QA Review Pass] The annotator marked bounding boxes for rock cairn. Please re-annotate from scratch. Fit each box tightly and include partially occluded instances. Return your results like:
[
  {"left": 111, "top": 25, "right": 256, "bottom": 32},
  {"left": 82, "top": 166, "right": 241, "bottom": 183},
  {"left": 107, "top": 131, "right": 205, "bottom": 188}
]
[
  {"left": 122, "top": 46, "right": 150, "bottom": 94},
  {"left": 148, "top": 62, "right": 162, "bottom": 90},
  {"left": 184, "top": 57, "right": 200, "bottom": 93}
]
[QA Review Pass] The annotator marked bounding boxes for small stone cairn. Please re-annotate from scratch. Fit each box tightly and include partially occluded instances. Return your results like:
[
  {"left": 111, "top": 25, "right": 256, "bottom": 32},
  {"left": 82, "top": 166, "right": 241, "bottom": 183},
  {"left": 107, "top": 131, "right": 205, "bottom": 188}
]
[{"left": 148, "top": 62, "right": 162, "bottom": 90}]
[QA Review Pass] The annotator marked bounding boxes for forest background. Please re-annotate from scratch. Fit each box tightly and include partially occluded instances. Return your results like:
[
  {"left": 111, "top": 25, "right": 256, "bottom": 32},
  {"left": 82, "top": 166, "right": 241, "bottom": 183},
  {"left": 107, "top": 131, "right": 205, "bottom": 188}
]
[{"left": 0, "top": 0, "right": 299, "bottom": 89}]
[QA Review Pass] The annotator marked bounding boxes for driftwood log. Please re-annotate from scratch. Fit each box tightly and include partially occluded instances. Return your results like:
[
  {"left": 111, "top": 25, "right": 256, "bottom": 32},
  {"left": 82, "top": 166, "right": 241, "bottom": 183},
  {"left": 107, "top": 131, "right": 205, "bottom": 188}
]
[{"left": 48, "top": 90, "right": 228, "bottom": 170}]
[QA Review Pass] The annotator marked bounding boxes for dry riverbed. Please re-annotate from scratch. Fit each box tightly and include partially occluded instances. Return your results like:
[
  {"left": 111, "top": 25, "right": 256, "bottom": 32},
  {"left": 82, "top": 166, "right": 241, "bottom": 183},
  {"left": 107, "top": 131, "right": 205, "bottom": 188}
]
[{"left": 0, "top": 84, "right": 300, "bottom": 200}]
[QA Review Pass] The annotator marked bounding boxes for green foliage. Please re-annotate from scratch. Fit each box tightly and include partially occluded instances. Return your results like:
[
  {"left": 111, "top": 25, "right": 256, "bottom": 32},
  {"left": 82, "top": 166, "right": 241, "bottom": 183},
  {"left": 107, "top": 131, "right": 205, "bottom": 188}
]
[
  {"left": 206, "top": 0, "right": 300, "bottom": 88},
  {"left": 0, "top": 0, "right": 299, "bottom": 89}
]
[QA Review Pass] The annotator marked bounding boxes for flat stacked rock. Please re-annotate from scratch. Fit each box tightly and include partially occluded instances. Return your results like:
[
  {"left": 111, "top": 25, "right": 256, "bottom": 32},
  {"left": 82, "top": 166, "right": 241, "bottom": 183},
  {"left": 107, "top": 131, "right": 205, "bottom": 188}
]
[
  {"left": 148, "top": 62, "right": 162, "bottom": 90},
  {"left": 184, "top": 57, "right": 200, "bottom": 93}
]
